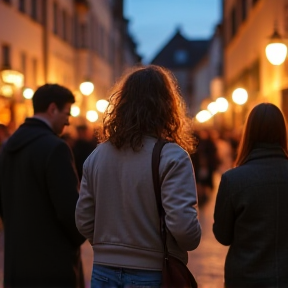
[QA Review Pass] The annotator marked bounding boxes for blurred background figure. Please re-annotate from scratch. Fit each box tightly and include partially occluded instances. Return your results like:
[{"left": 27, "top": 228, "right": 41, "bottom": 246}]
[
  {"left": 72, "top": 124, "right": 98, "bottom": 181},
  {"left": 210, "top": 129, "right": 235, "bottom": 175},
  {"left": 191, "top": 129, "right": 219, "bottom": 206}
]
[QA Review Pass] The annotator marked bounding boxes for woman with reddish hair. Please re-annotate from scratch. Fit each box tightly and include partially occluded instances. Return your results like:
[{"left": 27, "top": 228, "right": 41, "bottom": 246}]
[
  {"left": 213, "top": 103, "right": 288, "bottom": 287},
  {"left": 76, "top": 65, "right": 201, "bottom": 287}
]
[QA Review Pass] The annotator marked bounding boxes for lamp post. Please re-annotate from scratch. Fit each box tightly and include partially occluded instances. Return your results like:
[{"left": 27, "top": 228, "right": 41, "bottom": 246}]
[
  {"left": 79, "top": 79, "right": 94, "bottom": 96},
  {"left": 232, "top": 88, "right": 248, "bottom": 129},
  {"left": 265, "top": 26, "right": 287, "bottom": 65},
  {"left": 86, "top": 110, "right": 98, "bottom": 123},
  {"left": 96, "top": 99, "right": 108, "bottom": 113}
]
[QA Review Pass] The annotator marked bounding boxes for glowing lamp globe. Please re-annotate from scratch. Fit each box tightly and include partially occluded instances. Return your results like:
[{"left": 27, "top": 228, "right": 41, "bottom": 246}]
[
  {"left": 96, "top": 99, "right": 109, "bottom": 113},
  {"left": 195, "top": 110, "right": 212, "bottom": 123},
  {"left": 79, "top": 81, "right": 94, "bottom": 96},
  {"left": 265, "top": 28, "right": 287, "bottom": 65},
  {"left": 266, "top": 43, "right": 287, "bottom": 65},
  {"left": 232, "top": 88, "right": 248, "bottom": 105}
]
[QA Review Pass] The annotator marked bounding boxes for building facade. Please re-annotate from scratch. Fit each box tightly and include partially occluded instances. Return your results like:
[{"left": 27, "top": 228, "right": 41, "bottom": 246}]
[
  {"left": 222, "top": 0, "right": 288, "bottom": 129},
  {"left": 0, "top": 0, "right": 140, "bottom": 130},
  {"left": 151, "top": 28, "right": 210, "bottom": 116}
]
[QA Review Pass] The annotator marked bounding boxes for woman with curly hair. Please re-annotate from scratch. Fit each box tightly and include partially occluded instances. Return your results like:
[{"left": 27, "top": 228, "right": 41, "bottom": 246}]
[{"left": 76, "top": 65, "right": 201, "bottom": 288}]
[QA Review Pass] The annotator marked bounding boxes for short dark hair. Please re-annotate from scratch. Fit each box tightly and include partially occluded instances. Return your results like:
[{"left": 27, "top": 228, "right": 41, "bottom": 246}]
[
  {"left": 235, "top": 102, "right": 288, "bottom": 166},
  {"left": 32, "top": 84, "right": 75, "bottom": 113}
]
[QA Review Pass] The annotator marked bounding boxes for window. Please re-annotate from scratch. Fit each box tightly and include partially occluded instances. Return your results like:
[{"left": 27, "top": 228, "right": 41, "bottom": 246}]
[
  {"left": 31, "top": 0, "right": 37, "bottom": 21},
  {"left": 285, "top": 4, "right": 288, "bottom": 34},
  {"left": 241, "top": 0, "right": 247, "bottom": 22},
  {"left": 19, "top": 0, "right": 25, "bottom": 13},
  {"left": 62, "top": 10, "right": 67, "bottom": 41},
  {"left": 231, "top": 7, "right": 237, "bottom": 37},
  {"left": 2, "top": 45, "right": 11, "bottom": 69},
  {"left": 32, "top": 58, "right": 38, "bottom": 86},
  {"left": 21, "top": 52, "right": 26, "bottom": 76},
  {"left": 174, "top": 49, "right": 188, "bottom": 64},
  {"left": 80, "top": 24, "right": 87, "bottom": 48},
  {"left": 53, "top": 2, "right": 58, "bottom": 35}
]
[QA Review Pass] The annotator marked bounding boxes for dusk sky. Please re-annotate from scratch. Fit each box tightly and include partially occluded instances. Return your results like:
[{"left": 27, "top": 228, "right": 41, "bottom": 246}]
[{"left": 124, "top": 0, "right": 222, "bottom": 63}]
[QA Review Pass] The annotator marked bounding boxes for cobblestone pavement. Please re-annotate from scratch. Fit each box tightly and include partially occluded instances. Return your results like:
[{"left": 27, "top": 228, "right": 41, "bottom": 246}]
[
  {"left": 0, "top": 173, "right": 228, "bottom": 288},
  {"left": 187, "top": 172, "right": 229, "bottom": 288}
]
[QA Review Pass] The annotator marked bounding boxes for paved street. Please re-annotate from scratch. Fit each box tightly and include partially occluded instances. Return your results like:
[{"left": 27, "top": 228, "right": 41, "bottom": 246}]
[
  {"left": 187, "top": 172, "right": 229, "bottom": 288},
  {"left": 0, "top": 172, "right": 228, "bottom": 288}
]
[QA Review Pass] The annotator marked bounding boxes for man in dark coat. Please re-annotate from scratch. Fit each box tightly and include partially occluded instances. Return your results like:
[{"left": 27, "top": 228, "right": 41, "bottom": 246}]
[{"left": 0, "top": 84, "right": 86, "bottom": 288}]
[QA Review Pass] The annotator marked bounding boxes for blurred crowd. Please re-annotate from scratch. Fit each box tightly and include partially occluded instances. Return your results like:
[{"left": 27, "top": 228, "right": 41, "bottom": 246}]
[
  {"left": 191, "top": 128, "right": 240, "bottom": 206},
  {"left": 1, "top": 121, "right": 241, "bottom": 203}
]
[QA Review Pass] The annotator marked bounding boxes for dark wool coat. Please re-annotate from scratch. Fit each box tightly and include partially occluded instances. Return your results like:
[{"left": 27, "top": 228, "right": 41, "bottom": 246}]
[
  {"left": 0, "top": 118, "right": 86, "bottom": 288},
  {"left": 213, "top": 143, "right": 288, "bottom": 288}
]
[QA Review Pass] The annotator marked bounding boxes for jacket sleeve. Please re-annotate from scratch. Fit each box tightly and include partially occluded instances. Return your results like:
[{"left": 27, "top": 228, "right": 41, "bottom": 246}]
[
  {"left": 160, "top": 144, "right": 201, "bottom": 251},
  {"left": 46, "top": 141, "right": 86, "bottom": 247},
  {"left": 75, "top": 159, "right": 95, "bottom": 243},
  {"left": 213, "top": 173, "right": 235, "bottom": 245}
]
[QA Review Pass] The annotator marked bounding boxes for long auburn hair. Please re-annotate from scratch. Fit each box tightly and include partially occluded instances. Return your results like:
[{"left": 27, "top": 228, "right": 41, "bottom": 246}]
[
  {"left": 235, "top": 102, "right": 288, "bottom": 166},
  {"left": 102, "top": 65, "right": 197, "bottom": 153}
]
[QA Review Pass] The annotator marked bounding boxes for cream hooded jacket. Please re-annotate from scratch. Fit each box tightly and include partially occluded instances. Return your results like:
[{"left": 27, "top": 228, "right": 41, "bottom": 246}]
[{"left": 75, "top": 136, "right": 201, "bottom": 270}]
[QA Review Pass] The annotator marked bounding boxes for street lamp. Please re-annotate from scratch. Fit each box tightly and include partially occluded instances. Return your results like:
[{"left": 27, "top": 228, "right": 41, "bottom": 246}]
[
  {"left": 22, "top": 88, "right": 34, "bottom": 99},
  {"left": 79, "top": 80, "right": 94, "bottom": 96},
  {"left": 265, "top": 27, "right": 287, "bottom": 65},
  {"left": 195, "top": 110, "right": 213, "bottom": 123},
  {"left": 207, "top": 101, "right": 218, "bottom": 115},
  {"left": 232, "top": 88, "right": 248, "bottom": 105},
  {"left": 86, "top": 110, "right": 98, "bottom": 122},
  {"left": 96, "top": 99, "right": 109, "bottom": 113},
  {"left": 215, "top": 97, "right": 229, "bottom": 112},
  {"left": 0, "top": 69, "right": 24, "bottom": 88},
  {"left": 232, "top": 88, "right": 248, "bottom": 129},
  {"left": 71, "top": 105, "right": 80, "bottom": 117},
  {"left": 0, "top": 84, "right": 13, "bottom": 97}
]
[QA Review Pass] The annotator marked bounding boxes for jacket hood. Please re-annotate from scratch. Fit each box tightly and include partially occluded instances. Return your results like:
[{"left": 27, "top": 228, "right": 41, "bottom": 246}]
[{"left": 5, "top": 118, "right": 54, "bottom": 153}]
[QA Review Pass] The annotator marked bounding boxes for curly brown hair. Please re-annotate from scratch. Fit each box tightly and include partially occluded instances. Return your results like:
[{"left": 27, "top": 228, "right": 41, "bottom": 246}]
[{"left": 102, "top": 65, "right": 197, "bottom": 153}]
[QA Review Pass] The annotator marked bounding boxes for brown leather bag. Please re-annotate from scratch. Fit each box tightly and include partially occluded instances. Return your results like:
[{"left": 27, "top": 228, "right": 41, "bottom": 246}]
[{"left": 152, "top": 139, "right": 198, "bottom": 288}]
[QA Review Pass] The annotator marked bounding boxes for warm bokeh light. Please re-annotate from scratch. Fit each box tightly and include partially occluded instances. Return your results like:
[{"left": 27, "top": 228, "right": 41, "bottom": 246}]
[
  {"left": 23, "top": 88, "right": 34, "bottom": 99},
  {"left": 96, "top": 99, "right": 109, "bottom": 113},
  {"left": 86, "top": 110, "right": 98, "bottom": 122},
  {"left": 207, "top": 102, "right": 218, "bottom": 115},
  {"left": 79, "top": 81, "right": 94, "bottom": 96},
  {"left": 0, "top": 84, "right": 13, "bottom": 97},
  {"left": 232, "top": 88, "right": 248, "bottom": 105},
  {"left": 71, "top": 105, "right": 80, "bottom": 117},
  {"left": 73, "top": 90, "right": 83, "bottom": 104},
  {"left": 265, "top": 43, "right": 287, "bottom": 65},
  {"left": 1, "top": 69, "right": 24, "bottom": 88},
  {"left": 215, "top": 97, "right": 229, "bottom": 112},
  {"left": 196, "top": 110, "right": 213, "bottom": 123}
]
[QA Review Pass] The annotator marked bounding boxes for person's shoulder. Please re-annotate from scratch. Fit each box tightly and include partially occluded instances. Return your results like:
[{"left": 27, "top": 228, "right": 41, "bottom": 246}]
[
  {"left": 162, "top": 142, "right": 189, "bottom": 156},
  {"left": 221, "top": 164, "right": 248, "bottom": 182},
  {"left": 161, "top": 142, "right": 191, "bottom": 164}
]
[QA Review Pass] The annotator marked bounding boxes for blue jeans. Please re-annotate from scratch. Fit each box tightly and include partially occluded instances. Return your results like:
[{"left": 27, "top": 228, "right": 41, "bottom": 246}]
[{"left": 91, "top": 264, "right": 162, "bottom": 288}]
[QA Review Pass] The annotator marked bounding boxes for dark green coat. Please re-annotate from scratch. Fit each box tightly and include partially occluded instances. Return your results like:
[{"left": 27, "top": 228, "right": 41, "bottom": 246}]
[{"left": 0, "top": 118, "right": 86, "bottom": 288}]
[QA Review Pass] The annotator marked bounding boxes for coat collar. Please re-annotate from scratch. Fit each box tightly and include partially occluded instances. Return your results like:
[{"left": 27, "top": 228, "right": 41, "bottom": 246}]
[{"left": 246, "top": 143, "right": 287, "bottom": 163}]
